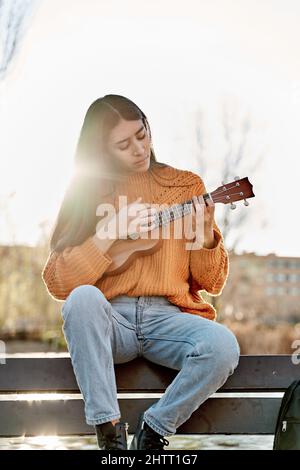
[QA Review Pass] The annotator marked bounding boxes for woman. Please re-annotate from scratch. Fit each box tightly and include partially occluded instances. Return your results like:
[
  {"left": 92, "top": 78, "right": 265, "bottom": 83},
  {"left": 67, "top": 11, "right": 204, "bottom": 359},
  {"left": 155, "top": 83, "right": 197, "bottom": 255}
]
[{"left": 42, "top": 94, "right": 240, "bottom": 450}]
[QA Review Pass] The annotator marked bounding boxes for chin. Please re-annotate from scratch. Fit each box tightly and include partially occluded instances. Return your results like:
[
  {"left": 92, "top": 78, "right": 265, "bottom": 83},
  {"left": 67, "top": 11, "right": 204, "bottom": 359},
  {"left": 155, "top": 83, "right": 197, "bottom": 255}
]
[{"left": 135, "top": 158, "right": 150, "bottom": 172}]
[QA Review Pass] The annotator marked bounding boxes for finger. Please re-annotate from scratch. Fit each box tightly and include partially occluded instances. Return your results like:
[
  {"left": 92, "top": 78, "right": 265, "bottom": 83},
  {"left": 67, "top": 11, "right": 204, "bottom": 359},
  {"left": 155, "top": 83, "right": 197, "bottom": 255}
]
[
  {"left": 192, "top": 195, "right": 200, "bottom": 208},
  {"left": 206, "top": 198, "right": 215, "bottom": 207},
  {"left": 192, "top": 195, "right": 204, "bottom": 211},
  {"left": 137, "top": 205, "right": 153, "bottom": 215},
  {"left": 139, "top": 207, "right": 157, "bottom": 217},
  {"left": 140, "top": 215, "right": 157, "bottom": 226},
  {"left": 140, "top": 220, "right": 157, "bottom": 232},
  {"left": 133, "top": 197, "right": 151, "bottom": 209}
]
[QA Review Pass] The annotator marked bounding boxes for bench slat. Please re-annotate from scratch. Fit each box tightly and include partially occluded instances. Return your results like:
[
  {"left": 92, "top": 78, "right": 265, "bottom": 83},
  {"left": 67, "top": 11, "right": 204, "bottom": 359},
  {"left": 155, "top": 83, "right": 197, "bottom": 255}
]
[
  {"left": 0, "top": 397, "right": 280, "bottom": 436},
  {"left": 0, "top": 355, "right": 298, "bottom": 392}
]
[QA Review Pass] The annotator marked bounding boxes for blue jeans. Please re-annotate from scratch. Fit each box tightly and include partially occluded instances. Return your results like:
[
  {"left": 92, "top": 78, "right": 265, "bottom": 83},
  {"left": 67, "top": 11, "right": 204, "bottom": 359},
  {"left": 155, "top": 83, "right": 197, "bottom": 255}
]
[{"left": 61, "top": 285, "right": 240, "bottom": 436}]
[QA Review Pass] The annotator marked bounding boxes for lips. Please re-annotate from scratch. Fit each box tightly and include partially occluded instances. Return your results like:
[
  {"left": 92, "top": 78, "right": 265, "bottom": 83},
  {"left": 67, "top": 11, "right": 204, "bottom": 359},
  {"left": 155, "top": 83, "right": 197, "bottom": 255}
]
[{"left": 134, "top": 155, "right": 148, "bottom": 165}]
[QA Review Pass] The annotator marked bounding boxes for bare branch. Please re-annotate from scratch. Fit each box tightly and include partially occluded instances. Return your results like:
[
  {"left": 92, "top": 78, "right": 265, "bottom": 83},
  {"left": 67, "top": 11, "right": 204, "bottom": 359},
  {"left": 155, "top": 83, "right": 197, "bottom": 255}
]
[
  {"left": 0, "top": 0, "right": 39, "bottom": 79},
  {"left": 194, "top": 100, "right": 264, "bottom": 252}
]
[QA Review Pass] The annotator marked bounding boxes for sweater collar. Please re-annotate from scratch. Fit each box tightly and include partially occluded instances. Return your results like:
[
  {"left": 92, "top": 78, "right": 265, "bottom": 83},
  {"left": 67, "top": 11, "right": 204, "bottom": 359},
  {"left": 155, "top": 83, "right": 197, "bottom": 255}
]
[
  {"left": 102, "top": 163, "right": 196, "bottom": 195},
  {"left": 149, "top": 163, "right": 196, "bottom": 187}
]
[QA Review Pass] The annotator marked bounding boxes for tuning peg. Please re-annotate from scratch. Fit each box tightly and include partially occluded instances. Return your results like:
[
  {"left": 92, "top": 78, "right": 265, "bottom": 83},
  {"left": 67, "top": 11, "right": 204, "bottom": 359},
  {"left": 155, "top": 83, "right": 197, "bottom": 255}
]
[
  {"left": 243, "top": 199, "right": 249, "bottom": 206},
  {"left": 129, "top": 232, "right": 139, "bottom": 240},
  {"left": 230, "top": 202, "right": 236, "bottom": 210},
  {"left": 234, "top": 176, "right": 240, "bottom": 181}
]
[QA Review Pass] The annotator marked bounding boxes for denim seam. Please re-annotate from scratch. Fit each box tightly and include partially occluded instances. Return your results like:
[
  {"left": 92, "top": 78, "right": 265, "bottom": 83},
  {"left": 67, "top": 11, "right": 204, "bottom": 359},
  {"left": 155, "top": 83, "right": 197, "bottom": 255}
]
[
  {"left": 86, "top": 413, "right": 121, "bottom": 426},
  {"left": 143, "top": 413, "right": 174, "bottom": 437},
  {"left": 143, "top": 335, "right": 197, "bottom": 347},
  {"left": 111, "top": 313, "right": 136, "bottom": 332},
  {"left": 137, "top": 336, "right": 144, "bottom": 357}
]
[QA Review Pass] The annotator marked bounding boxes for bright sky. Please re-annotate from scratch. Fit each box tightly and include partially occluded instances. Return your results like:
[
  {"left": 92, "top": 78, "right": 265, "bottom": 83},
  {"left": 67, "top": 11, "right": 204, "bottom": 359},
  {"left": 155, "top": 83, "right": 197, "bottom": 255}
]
[{"left": 1, "top": 0, "right": 300, "bottom": 256}]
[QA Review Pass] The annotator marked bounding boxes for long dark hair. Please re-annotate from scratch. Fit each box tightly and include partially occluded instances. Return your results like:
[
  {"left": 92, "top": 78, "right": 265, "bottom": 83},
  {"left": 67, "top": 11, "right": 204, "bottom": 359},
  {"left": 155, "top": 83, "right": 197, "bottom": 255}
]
[{"left": 49, "top": 94, "right": 166, "bottom": 253}]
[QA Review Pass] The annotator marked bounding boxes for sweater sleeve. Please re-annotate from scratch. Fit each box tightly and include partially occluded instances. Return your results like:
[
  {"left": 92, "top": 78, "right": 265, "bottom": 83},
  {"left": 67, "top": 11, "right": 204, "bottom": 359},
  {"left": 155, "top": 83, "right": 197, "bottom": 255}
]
[
  {"left": 189, "top": 176, "right": 229, "bottom": 296},
  {"left": 41, "top": 236, "right": 113, "bottom": 301}
]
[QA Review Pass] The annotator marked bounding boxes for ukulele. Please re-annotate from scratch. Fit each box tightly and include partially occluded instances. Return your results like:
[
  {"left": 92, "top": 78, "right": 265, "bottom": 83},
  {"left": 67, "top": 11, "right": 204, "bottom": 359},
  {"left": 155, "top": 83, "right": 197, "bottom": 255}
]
[{"left": 101, "top": 176, "right": 254, "bottom": 277}]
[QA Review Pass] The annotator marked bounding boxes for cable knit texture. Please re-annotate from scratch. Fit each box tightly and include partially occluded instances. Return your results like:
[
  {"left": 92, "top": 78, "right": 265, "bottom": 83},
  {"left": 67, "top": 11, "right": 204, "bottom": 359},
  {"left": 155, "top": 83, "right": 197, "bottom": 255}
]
[{"left": 41, "top": 163, "right": 229, "bottom": 321}]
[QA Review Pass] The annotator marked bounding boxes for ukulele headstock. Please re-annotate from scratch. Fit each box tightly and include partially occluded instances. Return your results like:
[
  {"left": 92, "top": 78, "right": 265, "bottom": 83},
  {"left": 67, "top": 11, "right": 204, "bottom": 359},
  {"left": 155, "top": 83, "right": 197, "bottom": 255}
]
[{"left": 210, "top": 176, "right": 255, "bottom": 209}]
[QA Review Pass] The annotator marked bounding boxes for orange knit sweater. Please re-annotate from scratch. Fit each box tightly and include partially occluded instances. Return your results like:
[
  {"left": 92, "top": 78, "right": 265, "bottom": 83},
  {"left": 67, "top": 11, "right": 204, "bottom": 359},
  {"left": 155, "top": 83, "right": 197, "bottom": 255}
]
[{"left": 41, "top": 164, "right": 229, "bottom": 321}]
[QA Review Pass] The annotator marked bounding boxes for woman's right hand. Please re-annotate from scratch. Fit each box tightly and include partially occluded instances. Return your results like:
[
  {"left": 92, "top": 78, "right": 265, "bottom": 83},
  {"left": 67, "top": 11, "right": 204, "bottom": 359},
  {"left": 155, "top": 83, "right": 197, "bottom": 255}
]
[{"left": 114, "top": 197, "right": 158, "bottom": 239}]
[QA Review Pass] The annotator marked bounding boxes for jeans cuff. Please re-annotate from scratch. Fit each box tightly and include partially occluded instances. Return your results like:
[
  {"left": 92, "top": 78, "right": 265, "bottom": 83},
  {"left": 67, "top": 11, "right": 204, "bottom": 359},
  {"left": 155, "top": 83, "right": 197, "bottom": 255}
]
[
  {"left": 144, "top": 413, "right": 175, "bottom": 437},
  {"left": 86, "top": 413, "right": 121, "bottom": 426}
]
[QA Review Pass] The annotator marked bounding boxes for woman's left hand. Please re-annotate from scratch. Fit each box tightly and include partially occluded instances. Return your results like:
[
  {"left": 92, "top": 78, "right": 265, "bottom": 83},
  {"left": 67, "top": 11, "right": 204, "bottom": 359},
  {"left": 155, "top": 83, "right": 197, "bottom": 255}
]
[
  {"left": 192, "top": 195, "right": 217, "bottom": 248},
  {"left": 192, "top": 195, "right": 214, "bottom": 228}
]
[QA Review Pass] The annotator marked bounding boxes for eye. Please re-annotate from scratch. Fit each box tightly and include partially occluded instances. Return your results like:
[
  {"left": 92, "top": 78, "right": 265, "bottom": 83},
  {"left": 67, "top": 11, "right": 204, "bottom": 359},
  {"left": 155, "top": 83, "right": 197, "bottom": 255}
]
[
  {"left": 119, "top": 144, "right": 129, "bottom": 151},
  {"left": 119, "top": 133, "right": 146, "bottom": 151}
]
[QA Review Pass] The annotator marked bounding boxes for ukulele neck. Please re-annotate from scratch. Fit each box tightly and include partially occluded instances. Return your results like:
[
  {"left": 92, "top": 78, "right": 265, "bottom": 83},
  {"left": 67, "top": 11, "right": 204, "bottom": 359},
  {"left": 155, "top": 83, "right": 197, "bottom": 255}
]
[
  {"left": 156, "top": 194, "right": 211, "bottom": 228},
  {"left": 155, "top": 176, "right": 254, "bottom": 228}
]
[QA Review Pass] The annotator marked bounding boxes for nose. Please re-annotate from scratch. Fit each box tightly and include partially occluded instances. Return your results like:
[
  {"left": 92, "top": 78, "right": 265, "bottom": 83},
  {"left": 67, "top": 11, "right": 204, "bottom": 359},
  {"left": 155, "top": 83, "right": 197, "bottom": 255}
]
[{"left": 133, "top": 140, "right": 145, "bottom": 156}]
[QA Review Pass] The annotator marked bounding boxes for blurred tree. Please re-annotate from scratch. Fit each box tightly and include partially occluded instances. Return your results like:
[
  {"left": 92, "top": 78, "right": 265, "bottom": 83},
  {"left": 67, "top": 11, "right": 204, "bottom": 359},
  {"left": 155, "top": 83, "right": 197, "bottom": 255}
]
[
  {"left": 0, "top": 0, "right": 39, "bottom": 79},
  {"left": 194, "top": 100, "right": 267, "bottom": 316}
]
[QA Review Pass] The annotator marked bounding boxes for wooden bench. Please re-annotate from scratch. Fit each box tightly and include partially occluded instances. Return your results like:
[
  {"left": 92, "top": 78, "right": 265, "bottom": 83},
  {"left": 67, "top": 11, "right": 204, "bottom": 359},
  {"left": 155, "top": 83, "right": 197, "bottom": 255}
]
[{"left": 0, "top": 354, "right": 298, "bottom": 437}]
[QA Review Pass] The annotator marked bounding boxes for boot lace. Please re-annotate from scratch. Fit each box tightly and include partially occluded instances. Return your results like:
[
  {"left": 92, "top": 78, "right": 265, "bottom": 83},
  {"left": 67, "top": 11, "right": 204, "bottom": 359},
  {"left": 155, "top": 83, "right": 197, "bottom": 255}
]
[
  {"left": 96, "top": 423, "right": 126, "bottom": 450},
  {"left": 143, "top": 428, "right": 169, "bottom": 449}
]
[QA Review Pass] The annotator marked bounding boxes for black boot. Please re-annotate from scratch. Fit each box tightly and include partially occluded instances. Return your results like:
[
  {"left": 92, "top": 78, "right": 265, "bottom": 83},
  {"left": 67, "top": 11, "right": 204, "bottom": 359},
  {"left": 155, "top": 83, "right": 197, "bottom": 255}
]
[
  {"left": 95, "top": 421, "right": 129, "bottom": 450},
  {"left": 130, "top": 413, "right": 169, "bottom": 450}
]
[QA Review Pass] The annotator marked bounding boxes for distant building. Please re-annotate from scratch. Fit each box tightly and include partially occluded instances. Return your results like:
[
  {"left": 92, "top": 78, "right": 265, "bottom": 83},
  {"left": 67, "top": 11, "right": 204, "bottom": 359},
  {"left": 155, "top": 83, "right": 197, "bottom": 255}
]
[{"left": 221, "top": 252, "right": 300, "bottom": 322}]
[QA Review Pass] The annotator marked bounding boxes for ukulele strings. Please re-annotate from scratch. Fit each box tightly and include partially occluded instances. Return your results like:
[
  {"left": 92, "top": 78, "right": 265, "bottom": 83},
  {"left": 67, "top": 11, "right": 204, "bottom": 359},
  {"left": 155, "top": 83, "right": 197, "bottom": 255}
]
[{"left": 152, "top": 182, "right": 248, "bottom": 226}]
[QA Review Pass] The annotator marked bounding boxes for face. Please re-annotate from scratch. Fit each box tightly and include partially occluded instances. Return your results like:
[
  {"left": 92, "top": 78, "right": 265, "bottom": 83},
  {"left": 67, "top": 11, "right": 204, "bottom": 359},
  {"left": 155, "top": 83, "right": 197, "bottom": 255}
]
[{"left": 106, "top": 118, "right": 151, "bottom": 175}]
